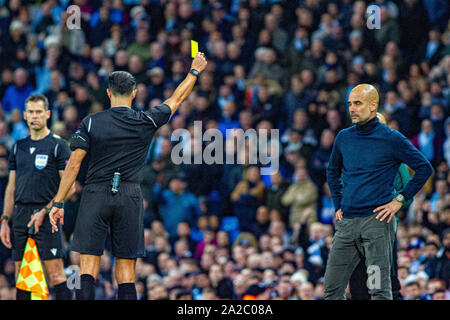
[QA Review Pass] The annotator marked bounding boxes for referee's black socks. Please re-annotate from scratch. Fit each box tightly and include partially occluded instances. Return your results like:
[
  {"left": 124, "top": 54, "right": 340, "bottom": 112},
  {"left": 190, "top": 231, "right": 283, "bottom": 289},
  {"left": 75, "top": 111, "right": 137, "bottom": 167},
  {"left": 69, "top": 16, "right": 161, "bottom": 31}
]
[
  {"left": 118, "top": 282, "right": 137, "bottom": 300},
  {"left": 54, "top": 281, "right": 72, "bottom": 300},
  {"left": 76, "top": 274, "right": 96, "bottom": 300},
  {"left": 16, "top": 288, "right": 30, "bottom": 300},
  {"left": 17, "top": 284, "right": 72, "bottom": 300}
]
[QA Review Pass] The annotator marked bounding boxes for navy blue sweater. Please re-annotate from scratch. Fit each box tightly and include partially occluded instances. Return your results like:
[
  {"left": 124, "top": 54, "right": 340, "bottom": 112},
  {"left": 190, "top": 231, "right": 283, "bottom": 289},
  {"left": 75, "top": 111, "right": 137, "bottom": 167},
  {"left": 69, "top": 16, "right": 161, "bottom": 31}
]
[{"left": 326, "top": 116, "right": 433, "bottom": 218}]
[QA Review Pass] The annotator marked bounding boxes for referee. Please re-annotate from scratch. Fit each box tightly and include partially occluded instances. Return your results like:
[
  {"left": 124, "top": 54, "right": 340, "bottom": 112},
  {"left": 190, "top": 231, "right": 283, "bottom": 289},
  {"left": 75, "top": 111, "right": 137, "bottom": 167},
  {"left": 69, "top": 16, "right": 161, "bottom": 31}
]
[
  {"left": 49, "top": 52, "right": 207, "bottom": 300},
  {"left": 0, "top": 94, "right": 74, "bottom": 300}
]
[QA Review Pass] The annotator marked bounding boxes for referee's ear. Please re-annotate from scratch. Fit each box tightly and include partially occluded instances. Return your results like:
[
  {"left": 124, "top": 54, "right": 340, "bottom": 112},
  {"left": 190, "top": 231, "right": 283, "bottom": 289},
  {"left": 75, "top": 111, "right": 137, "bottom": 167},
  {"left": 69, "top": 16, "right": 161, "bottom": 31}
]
[{"left": 131, "top": 89, "right": 137, "bottom": 99}]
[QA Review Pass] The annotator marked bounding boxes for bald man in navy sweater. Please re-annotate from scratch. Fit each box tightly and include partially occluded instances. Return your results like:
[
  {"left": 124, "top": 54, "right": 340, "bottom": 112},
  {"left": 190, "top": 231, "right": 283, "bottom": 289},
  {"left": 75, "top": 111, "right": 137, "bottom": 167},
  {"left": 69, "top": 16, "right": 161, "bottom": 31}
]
[{"left": 324, "top": 84, "right": 433, "bottom": 300}]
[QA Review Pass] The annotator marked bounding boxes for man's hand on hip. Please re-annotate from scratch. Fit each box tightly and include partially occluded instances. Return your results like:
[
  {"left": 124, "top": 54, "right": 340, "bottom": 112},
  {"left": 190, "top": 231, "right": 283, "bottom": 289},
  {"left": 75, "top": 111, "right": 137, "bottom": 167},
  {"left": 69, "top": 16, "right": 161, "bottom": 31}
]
[
  {"left": 373, "top": 199, "right": 402, "bottom": 223},
  {"left": 335, "top": 209, "right": 343, "bottom": 221}
]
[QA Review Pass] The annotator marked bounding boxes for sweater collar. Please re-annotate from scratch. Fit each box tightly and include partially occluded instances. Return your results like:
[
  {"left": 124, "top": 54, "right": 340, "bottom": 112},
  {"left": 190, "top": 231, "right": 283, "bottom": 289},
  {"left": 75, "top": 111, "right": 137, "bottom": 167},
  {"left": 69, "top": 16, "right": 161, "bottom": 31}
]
[{"left": 356, "top": 116, "right": 378, "bottom": 133}]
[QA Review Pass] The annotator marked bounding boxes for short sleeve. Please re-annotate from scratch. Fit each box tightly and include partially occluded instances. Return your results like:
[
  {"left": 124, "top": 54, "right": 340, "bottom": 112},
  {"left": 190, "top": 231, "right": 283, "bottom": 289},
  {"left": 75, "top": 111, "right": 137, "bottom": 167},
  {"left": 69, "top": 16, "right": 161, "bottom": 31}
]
[
  {"left": 142, "top": 104, "right": 171, "bottom": 128},
  {"left": 55, "top": 139, "right": 71, "bottom": 170},
  {"left": 8, "top": 143, "right": 17, "bottom": 171},
  {"left": 69, "top": 116, "right": 91, "bottom": 152}
]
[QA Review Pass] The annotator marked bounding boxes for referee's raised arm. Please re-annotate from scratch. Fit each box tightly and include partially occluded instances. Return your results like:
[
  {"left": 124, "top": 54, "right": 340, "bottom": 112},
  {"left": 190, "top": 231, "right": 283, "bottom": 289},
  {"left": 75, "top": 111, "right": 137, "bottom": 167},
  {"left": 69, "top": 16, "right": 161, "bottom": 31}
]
[{"left": 163, "top": 52, "right": 207, "bottom": 116}]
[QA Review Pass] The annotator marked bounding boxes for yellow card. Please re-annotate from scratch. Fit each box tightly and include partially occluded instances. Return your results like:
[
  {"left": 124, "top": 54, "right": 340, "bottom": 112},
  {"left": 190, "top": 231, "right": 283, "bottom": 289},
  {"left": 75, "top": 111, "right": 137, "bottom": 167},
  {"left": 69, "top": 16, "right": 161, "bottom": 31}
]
[{"left": 191, "top": 40, "right": 198, "bottom": 58}]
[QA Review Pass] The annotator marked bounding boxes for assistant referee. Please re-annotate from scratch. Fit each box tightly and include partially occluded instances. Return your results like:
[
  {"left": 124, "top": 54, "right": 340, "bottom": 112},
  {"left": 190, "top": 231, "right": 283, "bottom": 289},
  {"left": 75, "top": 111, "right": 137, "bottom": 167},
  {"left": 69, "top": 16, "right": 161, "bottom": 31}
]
[
  {"left": 0, "top": 94, "right": 74, "bottom": 300},
  {"left": 49, "top": 52, "right": 207, "bottom": 300}
]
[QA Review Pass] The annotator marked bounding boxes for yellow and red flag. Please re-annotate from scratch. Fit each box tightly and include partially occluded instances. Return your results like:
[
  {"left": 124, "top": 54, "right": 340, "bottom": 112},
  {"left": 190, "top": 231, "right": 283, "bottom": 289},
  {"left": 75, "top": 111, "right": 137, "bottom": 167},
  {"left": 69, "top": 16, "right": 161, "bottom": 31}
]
[{"left": 16, "top": 238, "right": 49, "bottom": 300}]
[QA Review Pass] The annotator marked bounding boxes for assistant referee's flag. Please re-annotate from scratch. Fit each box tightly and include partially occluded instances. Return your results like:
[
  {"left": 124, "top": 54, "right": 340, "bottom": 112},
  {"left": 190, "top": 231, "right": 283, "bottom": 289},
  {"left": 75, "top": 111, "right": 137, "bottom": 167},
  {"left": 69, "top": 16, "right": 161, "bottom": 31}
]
[{"left": 16, "top": 237, "right": 49, "bottom": 300}]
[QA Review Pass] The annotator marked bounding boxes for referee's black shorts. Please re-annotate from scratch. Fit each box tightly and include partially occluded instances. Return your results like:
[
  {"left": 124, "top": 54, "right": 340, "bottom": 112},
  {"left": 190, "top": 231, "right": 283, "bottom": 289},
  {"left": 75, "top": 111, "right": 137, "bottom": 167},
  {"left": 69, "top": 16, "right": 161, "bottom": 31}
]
[
  {"left": 71, "top": 182, "right": 145, "bottom": 259},
  {"left": 11, "top": 204, "right": 64, "bottom": 261}
]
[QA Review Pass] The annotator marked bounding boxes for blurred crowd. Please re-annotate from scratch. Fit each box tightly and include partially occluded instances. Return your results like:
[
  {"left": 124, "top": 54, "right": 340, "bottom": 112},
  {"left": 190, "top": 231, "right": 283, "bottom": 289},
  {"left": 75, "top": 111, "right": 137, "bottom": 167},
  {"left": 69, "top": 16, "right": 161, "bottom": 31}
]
[{"left": 0, "top": 0, "right": 449, "bottom": 300}]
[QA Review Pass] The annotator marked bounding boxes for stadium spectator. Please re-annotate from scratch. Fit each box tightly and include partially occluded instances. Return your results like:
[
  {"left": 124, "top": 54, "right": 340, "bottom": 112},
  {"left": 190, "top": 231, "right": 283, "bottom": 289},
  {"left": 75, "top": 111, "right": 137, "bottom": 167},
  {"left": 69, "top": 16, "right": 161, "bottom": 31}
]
[
  {"left": 154, "top": 173, "right": 202, "bottom": 242},
  {"left": 1, "top": 68, "right": 34, "bottom": 114},
  {"left": 231, "top": 166, "right": 266, "bottom": 233},
  {"left": 282, "top": 167, "right": 318, "bottom": 229},
  {"left": 411, "top": 119, "right": 443, "bottom": 166}
]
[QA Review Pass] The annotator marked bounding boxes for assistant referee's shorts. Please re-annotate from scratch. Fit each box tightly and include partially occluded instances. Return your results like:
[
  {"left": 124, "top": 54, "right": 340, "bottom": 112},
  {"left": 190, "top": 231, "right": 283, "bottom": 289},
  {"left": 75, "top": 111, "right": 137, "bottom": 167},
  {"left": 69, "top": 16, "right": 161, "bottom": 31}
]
[
  {"left": 11, "top": 203, "right": 65, "bottom": 261},
  {"left": 71, "top": 182, "right": 145, "bottom": 259}
]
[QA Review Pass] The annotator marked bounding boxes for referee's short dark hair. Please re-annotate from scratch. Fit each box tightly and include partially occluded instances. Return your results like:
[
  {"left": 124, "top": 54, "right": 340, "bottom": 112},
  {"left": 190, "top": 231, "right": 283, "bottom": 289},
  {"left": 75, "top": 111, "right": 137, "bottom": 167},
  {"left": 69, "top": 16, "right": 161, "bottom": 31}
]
[
  {"left": 108, "top": 71, "right": 137, "bottom": 96},
  {"left": 25, "top": 94, "right": 49, "bottom": 110}
]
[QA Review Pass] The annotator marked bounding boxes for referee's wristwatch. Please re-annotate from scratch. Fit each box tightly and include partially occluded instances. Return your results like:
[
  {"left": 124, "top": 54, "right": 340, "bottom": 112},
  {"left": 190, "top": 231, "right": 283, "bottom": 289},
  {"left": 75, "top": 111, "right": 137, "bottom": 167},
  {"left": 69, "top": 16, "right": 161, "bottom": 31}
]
[
  {"left": 52, "top": 201, "right": 64, "bottom": 208},
  {"left": 395, "top": 193, "right": 405, "bottom": 204},
  {"left": 189, "top": 69, "right": 200, "bottom": 77},
  {"left": 1, "top": 215, "right": 10, "bottom": 223}
]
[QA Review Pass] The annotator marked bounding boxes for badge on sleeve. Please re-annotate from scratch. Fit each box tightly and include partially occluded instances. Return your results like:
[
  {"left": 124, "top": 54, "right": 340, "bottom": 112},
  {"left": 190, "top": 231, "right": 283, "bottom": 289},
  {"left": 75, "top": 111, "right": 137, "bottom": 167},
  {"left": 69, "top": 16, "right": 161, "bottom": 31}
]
[{"left": 35, "top": 154, "right": 48, "bottom": 170}]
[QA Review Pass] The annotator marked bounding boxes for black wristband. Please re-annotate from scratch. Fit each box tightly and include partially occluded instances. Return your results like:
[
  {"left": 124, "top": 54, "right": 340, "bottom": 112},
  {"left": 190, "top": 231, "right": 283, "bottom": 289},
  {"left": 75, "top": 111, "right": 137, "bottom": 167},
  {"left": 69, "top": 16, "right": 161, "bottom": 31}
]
[
  {"left": 189, "top": 69, "right": 200, "bottom": 77},
  {"left": 1, "top": 215, "right": 9, "bottom": 222},
  {"left": 44, "top": 207, "right": 51, "bottom": 215},
  {"left": 52, "top": 201, "right": 64, "bottom": 208}
]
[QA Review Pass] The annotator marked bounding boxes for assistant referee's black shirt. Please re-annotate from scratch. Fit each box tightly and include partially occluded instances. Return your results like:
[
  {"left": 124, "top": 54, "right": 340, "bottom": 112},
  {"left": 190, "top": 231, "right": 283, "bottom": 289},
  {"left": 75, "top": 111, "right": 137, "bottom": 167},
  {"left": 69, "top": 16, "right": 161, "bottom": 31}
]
[
  {"left": 8, "top": 132, "right": 71, "bottom": 205},
  {"left": 70, "top": 104, "right": 171, "bottom": 185}
]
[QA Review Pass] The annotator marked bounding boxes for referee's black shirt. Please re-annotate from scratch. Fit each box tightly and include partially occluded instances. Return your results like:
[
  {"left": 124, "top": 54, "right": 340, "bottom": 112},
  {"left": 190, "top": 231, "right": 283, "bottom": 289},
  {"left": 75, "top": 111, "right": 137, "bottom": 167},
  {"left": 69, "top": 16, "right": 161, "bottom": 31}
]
[
  {"left": 8, "top": 132, "right": 71, "bottom": 205},
  {"left": 70, "top": 104, "right": 171, "bottom": 185}
]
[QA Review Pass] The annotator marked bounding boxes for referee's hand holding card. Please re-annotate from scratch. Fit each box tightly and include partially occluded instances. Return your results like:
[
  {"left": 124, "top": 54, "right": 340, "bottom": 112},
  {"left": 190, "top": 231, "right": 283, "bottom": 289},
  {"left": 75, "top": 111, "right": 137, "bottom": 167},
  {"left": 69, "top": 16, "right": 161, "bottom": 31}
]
[{"left": 190, "top": 52, "right": 208, "bottom": 74}]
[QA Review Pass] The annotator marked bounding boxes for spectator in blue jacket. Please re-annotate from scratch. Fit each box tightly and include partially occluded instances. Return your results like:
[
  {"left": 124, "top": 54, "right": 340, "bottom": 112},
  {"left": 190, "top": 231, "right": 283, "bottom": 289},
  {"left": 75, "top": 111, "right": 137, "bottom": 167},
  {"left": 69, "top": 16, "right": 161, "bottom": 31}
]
[
  {"left": 1, "top": 68, "right": 34, "bottom": 114},
  {"left": 154, "top": 173, "right": 202, "bottom": 241}
]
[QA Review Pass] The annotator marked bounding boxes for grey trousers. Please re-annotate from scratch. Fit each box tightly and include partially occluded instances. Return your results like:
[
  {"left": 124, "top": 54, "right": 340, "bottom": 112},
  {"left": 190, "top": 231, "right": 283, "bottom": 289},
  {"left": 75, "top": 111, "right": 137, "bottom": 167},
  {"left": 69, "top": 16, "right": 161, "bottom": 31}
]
[{"left": 324, "top": 213, "right": 396, "bottom": 300}]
